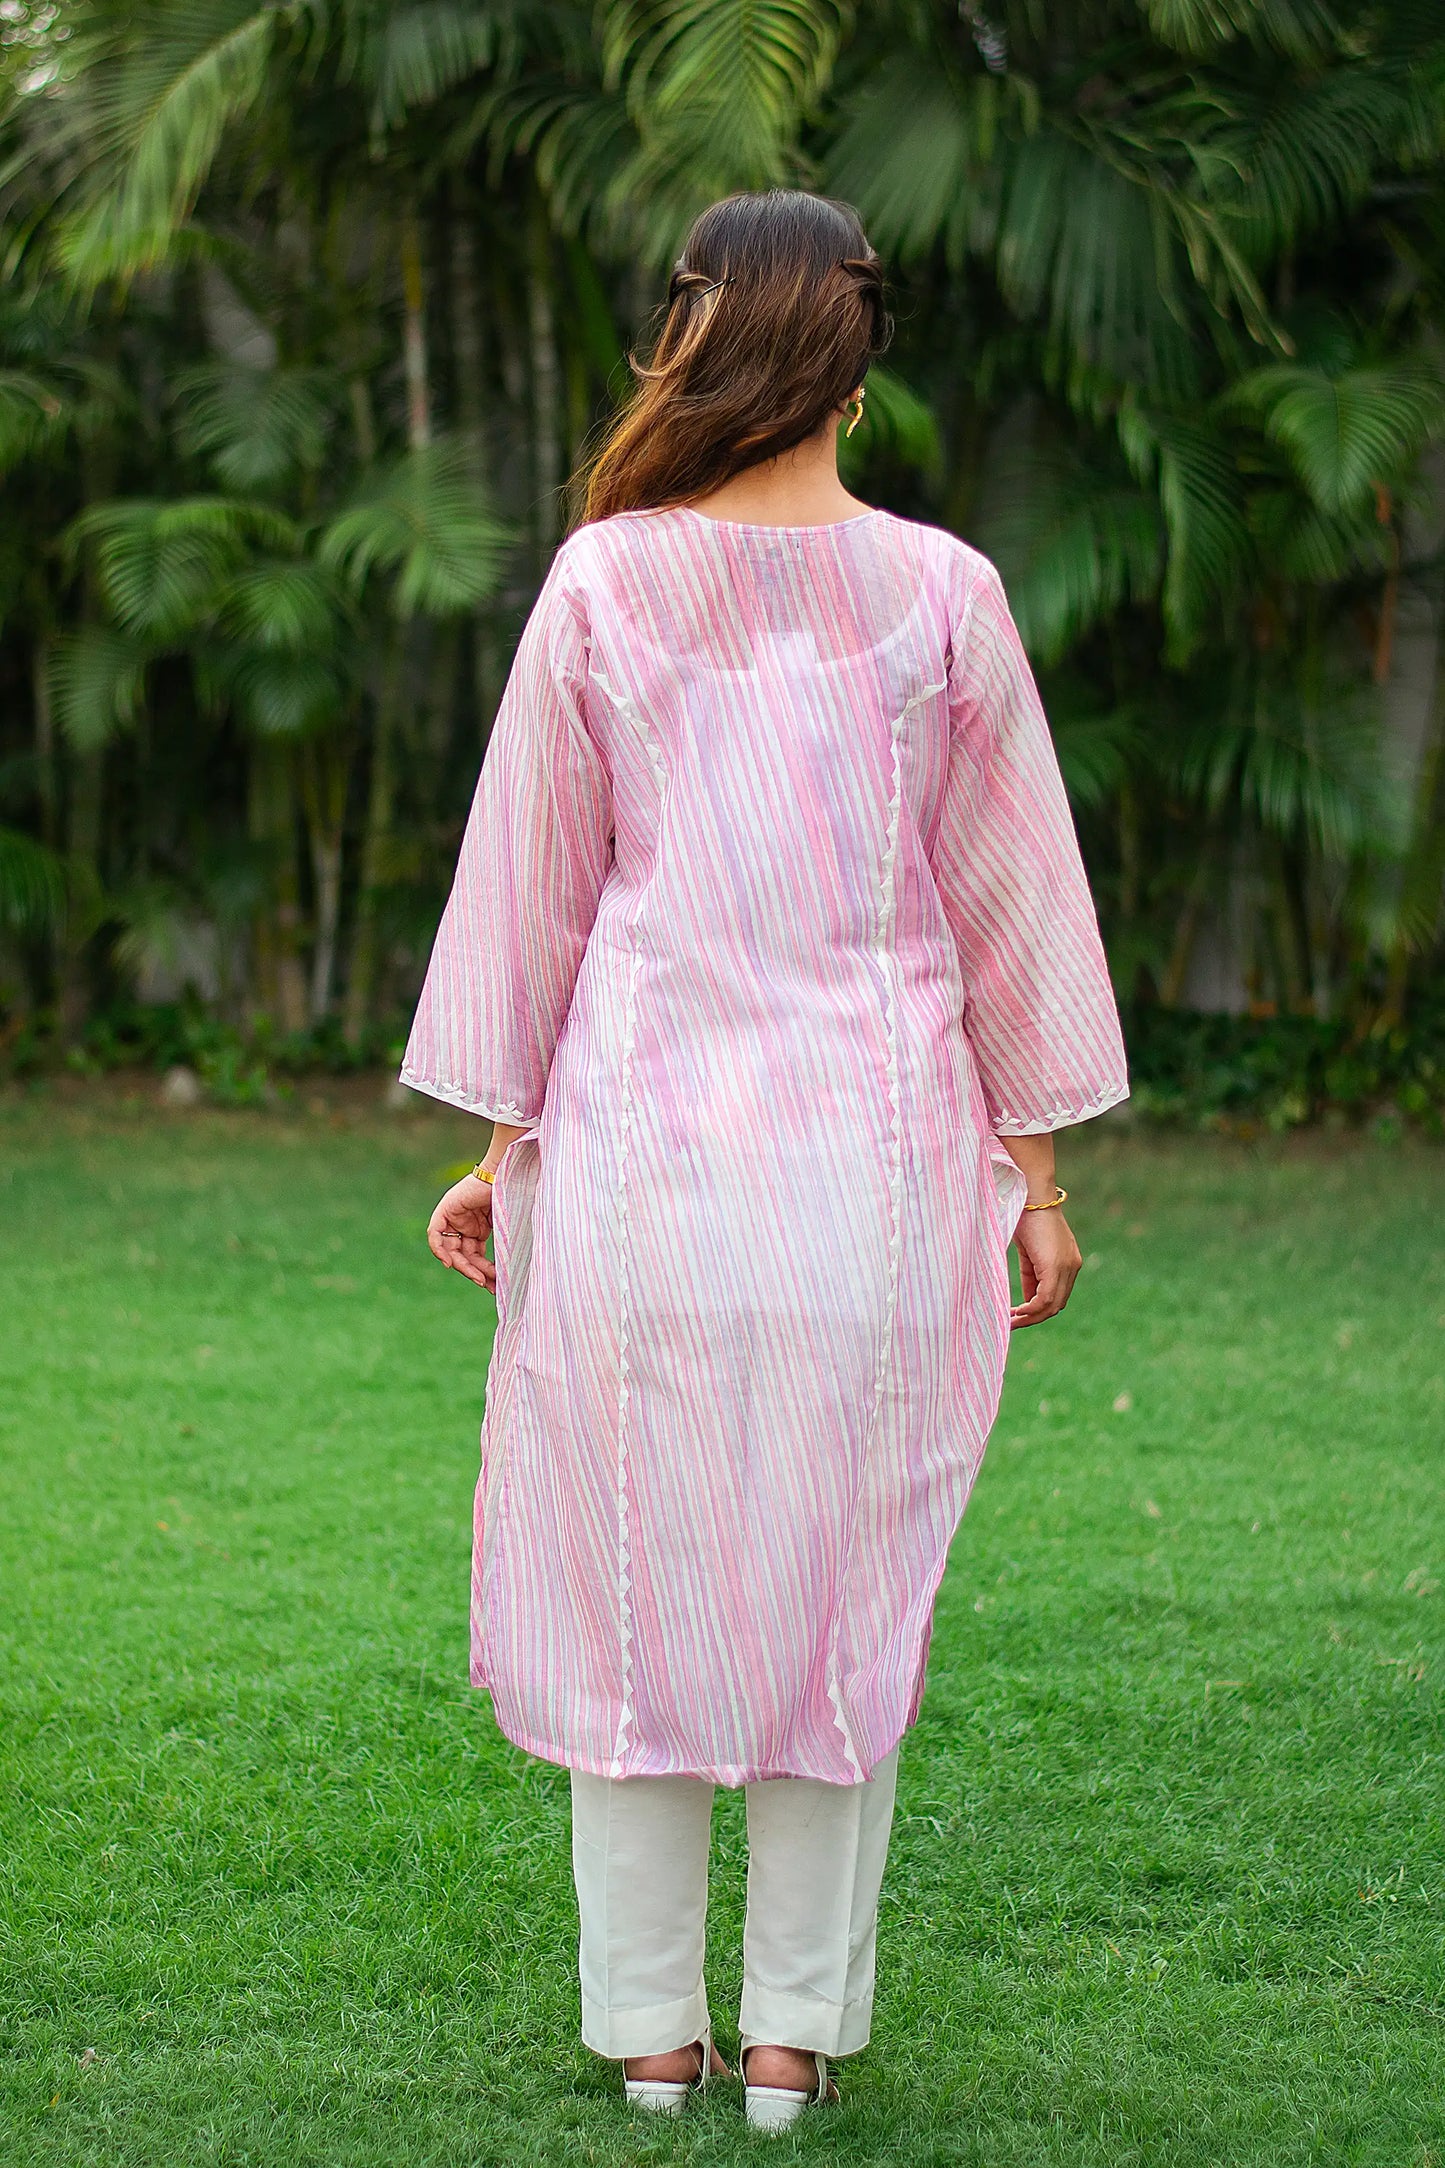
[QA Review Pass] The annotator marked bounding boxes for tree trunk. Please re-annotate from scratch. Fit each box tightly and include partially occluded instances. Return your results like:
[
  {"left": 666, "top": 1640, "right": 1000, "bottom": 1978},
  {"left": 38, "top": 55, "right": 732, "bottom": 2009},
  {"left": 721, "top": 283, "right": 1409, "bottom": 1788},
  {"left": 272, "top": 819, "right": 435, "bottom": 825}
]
[
  {"left": 303, "top": 737, "right": 349, "bottom": 1027},
  {"left": 1379, "top": 445, "right": 1445, "bottom": 1017},
  {"left": 58, "top": 428, "right": 118, "bottom": 1042},
  {"left": 451, "top": 190, "right": 487, "bottom": 460},
  {"left": 1117, "top": 782, "right": 1141, "bottom": 926},
  {"left": 57, "top": 744, "right": 103, "bottom": 1042},
  {"left": 1159, "top": 829, "right": 1218, "bottom": 1009},
  {"left": 344, "top": 208, "right": 436, "bottom": 1048},
  {"left": 34, "top": 636, "right": 56, "bottom": 850},
  {"left": 343, "top": 644, "right": 404, "bottom": 1047},
  {"left": 401, "top": 207, "right": 432, "bottom": 451},
  {"left": 527, "top": 187, "right": 562, "bottom": 557},
  {"left": 248, "top": 740, "right": 308, "bottom": 1033},
  {"left": 450, "top": 189, "right": 500, "bottom": 742}
]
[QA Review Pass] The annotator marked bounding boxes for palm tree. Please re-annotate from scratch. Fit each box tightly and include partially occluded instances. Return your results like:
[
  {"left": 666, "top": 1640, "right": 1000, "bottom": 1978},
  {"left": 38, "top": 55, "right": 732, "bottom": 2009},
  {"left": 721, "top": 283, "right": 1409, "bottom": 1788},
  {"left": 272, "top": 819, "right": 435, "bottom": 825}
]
[{"left": 0, "top": 0, "right": 1441, "bottom": 1074}]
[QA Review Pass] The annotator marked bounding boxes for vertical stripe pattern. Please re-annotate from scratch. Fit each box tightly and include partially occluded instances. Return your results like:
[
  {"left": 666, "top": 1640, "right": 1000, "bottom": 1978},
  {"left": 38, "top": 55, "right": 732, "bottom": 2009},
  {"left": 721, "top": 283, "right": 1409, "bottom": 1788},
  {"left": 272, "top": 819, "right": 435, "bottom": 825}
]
[{"left": 401, "top": 505, "right": 1128, "bottom": 1784}]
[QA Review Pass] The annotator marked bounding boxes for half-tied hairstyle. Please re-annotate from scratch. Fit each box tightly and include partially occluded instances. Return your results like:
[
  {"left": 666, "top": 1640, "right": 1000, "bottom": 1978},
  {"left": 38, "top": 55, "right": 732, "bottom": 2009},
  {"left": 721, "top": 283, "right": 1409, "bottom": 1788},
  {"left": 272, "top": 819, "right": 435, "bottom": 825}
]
[{"left": 570, "top": 190, "right": 891, "bottom": 527}]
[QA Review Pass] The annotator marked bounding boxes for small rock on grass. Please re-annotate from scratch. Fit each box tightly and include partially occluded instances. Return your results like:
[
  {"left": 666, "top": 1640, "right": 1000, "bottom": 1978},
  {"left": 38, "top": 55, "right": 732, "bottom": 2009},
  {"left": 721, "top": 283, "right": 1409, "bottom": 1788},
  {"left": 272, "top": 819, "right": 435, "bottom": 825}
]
[{"left": 160, "top": 1065, "right": 203, "bottom": 1108}]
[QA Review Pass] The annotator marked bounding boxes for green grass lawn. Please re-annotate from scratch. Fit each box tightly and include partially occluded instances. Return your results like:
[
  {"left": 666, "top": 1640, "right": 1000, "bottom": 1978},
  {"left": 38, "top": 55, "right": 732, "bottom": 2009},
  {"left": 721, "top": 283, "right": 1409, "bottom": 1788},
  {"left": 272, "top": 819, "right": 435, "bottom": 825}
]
[{"left": 1, "top": 1088, "right": 1441, "bottom": 2167}]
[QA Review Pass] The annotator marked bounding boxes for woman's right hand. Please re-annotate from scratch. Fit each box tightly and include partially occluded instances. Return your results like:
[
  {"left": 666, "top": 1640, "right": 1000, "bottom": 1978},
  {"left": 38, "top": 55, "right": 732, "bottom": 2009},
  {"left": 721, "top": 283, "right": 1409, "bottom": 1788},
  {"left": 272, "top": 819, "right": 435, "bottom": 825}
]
[
  {"left": 427, "top": 1173, "right": 497, "bottom": 1291},
  {"left": 1010, "top": 1204, "right": 1082, "bottom": 1328}
]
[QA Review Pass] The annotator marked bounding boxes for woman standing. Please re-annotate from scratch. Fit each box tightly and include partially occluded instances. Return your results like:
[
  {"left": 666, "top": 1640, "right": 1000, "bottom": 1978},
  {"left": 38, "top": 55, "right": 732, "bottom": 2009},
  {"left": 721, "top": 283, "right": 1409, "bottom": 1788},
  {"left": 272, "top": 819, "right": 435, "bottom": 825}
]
[{"left": 402, "top": 190, "right": 1127, "bottom": 2131}]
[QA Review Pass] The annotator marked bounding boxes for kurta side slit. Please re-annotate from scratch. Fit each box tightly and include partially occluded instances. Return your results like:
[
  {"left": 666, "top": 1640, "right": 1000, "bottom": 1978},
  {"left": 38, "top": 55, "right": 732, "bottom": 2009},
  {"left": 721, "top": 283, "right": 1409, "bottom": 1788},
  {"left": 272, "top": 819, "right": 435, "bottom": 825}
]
[{"left": 402, "top": 505, "right": 1128, "bottom": 1785}]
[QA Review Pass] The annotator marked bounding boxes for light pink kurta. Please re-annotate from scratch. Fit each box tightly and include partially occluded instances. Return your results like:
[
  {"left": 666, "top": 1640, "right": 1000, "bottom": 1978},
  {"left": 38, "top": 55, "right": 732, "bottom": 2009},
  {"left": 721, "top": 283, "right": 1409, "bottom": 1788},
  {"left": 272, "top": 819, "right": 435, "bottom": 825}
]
[{"left": 402, "top": 505, "right": 1127, "bottom": 1784}]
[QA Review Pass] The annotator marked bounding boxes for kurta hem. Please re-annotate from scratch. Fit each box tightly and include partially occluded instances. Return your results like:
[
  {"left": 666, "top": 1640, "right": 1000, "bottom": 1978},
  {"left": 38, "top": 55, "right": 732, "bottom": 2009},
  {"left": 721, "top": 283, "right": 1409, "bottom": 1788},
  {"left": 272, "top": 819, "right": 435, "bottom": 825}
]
[{"left": 475, "top": 1697, "right": 915, "bottom": 1790}]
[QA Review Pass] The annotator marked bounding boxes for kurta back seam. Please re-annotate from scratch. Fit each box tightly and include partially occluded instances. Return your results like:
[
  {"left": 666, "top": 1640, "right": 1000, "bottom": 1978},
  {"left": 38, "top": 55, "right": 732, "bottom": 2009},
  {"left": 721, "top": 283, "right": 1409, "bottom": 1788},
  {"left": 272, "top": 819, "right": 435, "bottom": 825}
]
[
  {"left": 825, "top": 688, "right": 916, "bottom": 1778},
  {"left": 610, "top": 926, "right": 643, "bottom": 1778},
  {"left": 603, "top": 674, "right": 673, "bottom": 1780}
]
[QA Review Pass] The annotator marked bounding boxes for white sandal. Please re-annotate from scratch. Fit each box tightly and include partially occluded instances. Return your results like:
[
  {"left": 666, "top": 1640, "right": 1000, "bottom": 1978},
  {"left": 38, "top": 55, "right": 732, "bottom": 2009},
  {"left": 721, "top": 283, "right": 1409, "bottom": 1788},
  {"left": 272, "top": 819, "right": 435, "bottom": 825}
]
[
  {"left": 622, "top": 2034, "right": 715, "bottom": 2117},
  {"left": 743, "top": 2046, "right": 834, "bottom": 2133}
]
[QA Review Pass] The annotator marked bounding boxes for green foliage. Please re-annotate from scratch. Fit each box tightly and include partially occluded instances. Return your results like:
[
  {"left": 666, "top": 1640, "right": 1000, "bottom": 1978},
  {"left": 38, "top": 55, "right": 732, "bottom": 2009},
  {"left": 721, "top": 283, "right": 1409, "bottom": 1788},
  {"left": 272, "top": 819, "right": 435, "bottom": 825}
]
[
  {"left": 603, "top": 0, "right": 849, "bottom": 199},
  {"left": 319, "top": 442, "right": 510, "bottom": 617},
  {"left": 1124, "top": 995, "right": 1445, "bottom": 1133},
  {"left": 48, "top": 626, "right": 151, "bottom": 748},
  {"left": 0, "top": 0, "right": 1442, "bottom": 1069},
  {"left": 58, "top": 0, "right": 284, "bottom": 283},
  {"left": 0, "top": 824, "right": 66, "bottom": 931},
  {"left": 1227, "top": 359, "right": 1445, "bottom": 518},
  {"left": 67, "top": 496, "right": 297, "bottom": 640},
  {"left": 174, "top": 363, "right": 336, "bottom": 491}
]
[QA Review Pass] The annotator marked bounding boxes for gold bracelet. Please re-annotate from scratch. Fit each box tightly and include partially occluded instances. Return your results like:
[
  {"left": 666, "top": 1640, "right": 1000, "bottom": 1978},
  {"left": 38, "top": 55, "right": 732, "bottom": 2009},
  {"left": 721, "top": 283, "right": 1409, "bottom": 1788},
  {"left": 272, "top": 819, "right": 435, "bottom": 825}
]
[
  {"left": 471, "top": 1162, "right": 495, "bottom": 1184},
  {"left": 1022, "top": 1185, "right": 1068, "bottom": 1211}
]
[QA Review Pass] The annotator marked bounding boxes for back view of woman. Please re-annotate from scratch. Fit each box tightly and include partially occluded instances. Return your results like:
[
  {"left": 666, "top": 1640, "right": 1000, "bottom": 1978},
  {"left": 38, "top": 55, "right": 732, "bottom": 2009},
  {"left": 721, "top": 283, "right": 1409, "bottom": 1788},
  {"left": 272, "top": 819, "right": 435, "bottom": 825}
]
[{"left": 404, "top": 189, "right": 1127, "bottom": 2131}]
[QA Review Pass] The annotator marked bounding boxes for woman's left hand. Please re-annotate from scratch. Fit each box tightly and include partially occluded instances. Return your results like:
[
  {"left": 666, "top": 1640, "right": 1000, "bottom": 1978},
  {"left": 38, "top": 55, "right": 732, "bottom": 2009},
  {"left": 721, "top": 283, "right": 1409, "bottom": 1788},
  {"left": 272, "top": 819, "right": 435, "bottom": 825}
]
[
  {"left": 1010, "top": 1206, "right": 1082, "bottom": 1328},
  {"left": 427, "top": 1174, "right": 497, "bottom": 1291}
]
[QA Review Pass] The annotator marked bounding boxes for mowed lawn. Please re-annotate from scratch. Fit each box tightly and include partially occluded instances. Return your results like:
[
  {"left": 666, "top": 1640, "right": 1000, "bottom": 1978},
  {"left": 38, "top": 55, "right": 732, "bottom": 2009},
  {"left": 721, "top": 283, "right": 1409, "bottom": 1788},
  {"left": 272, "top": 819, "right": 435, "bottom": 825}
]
[{"left": 1, "top": 1090, "right": 1441, "bottom": 2168}]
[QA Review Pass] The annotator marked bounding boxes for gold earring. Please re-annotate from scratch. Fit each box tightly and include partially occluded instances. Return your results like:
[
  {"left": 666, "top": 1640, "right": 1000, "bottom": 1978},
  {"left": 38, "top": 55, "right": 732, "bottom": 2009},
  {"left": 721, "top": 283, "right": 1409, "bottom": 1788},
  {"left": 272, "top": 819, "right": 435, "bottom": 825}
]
[{"left": 845, "top": 389, "right": 865, "bottom": 438}]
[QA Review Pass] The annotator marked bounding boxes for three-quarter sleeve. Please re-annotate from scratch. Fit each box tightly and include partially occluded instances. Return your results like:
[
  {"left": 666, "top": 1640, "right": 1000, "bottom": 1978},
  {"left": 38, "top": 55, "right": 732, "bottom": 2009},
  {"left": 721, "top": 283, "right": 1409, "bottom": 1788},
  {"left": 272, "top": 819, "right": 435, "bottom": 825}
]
[
  {"left": 931, "top": 556, "right": 1129, "bottom": 1134},
  {"left": 400, "top": 548, "right": 613, "bottom": 1121}
]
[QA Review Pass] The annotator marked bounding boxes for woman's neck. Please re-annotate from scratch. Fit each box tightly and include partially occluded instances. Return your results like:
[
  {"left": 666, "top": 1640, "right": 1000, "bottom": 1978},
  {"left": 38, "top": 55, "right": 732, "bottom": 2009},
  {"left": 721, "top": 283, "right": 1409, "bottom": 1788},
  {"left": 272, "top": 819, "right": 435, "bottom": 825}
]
[{"left": 684, "top": 420, "right": 871, "bottom": 527}]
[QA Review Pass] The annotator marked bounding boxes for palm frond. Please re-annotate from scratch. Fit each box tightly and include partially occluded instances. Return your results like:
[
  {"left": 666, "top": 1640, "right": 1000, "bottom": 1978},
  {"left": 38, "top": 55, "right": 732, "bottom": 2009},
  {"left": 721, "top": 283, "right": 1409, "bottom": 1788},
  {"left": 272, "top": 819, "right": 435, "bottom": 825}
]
[
  {"left": 1144, "top": 0, "right": 1340, "bottom": 60},
  {"left": 175, "top": 363, "right": 335, "bottom": 491},
  {"left": 341, "top": 0, "right": 510, "bottom": 134},
  {"left": 1226, "top": 361, "right": 1445, "bottom": 516},
  {"left": 1249, "top": 489, "right": 1395, "bottom": 585},
  {"left": 1120, "top": 405, "right": 1253, "bottom": 657},
  {"left": 476, "top": 76, "right": 647, "bottom": 251},
  {"left": 1048, "top": 702, "right": 1151, "bottom": 809},
  {"left": 57, "top": 0, "right": 285, "bottom": 284},
  {"left": 49, "top": 626, "right": 151, "bottom": 749},
  {"left": 0, "top": 367, "right": 68, "bottom": 469},
  {"left": 998, "top": 130, "right": 1204, "bottom": 402},
  {"left": 207, "top": 646, "right": 347, "bottom": 734},
  {"left": 1173, "top": 671, "right": 1403, "bottom": 859},
  {"left": 1208, "top": 70, "right": 1420, "bottom": 263},
  {"left": 973, "top": 410, "right": 1163, "bottom": 662},
  {"left": 827, "top": 49, "right": 1011, "bottom": 270},
  {"left": 66, "top": 497, "right": 299, "bottom": 641},
  {"left": 0, "top": 825, "right": 68, "bottom": 932},
  {"left": 601, "top": 0, "right": 847, "bottom": 192},
  {"left": 215, "top": 559, "right": 351, "bottom": 651},
  {"left": 318, "top": 439, "right": 510, "bottom": 617}
]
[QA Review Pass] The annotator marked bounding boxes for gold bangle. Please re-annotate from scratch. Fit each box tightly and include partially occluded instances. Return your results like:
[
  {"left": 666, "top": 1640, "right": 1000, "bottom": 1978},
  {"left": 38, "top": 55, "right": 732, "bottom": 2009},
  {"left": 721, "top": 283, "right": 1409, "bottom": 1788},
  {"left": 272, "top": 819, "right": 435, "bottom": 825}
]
[
  {"left": 1022, "top": 1185, "right": 1068, "bottom": 1211},
  {"left": 471, "top": 1162, "right": 495, "bottom": 1185}
]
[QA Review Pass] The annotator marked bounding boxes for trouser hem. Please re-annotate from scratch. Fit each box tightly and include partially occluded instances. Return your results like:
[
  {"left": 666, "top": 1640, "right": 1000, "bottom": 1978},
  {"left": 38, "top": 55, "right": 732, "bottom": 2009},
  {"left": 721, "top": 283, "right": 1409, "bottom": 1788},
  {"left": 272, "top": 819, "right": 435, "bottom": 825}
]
[
  {"left": 739, "top": 1986, "right": 875, "bottom": 2058},
  {"left": 580, "top": 1986, "right": 711, "bottom": 2060}
]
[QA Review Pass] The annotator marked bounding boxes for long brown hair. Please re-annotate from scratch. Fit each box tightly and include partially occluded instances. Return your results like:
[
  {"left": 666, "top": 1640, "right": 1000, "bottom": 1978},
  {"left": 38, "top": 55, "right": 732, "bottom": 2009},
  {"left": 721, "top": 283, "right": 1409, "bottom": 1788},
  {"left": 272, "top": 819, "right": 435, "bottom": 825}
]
[{"left": 571, "top": 191, "right": 891, "bottom": 528}]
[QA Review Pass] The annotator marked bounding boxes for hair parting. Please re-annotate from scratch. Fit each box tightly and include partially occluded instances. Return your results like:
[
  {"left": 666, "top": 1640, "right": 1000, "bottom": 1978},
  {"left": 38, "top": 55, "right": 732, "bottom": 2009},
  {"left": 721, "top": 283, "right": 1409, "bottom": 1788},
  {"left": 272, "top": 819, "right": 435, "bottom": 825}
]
[{"left": 569, "top": 191, "right": 891, "bottom": 529}]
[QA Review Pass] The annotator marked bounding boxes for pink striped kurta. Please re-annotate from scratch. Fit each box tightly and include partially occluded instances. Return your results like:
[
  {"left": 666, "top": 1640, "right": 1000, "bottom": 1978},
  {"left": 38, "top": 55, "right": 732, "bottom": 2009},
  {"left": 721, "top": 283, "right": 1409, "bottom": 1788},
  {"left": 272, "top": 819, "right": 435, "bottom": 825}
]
[{"left": 401, "top": 505, "right": 1127, "bottom": 1785}]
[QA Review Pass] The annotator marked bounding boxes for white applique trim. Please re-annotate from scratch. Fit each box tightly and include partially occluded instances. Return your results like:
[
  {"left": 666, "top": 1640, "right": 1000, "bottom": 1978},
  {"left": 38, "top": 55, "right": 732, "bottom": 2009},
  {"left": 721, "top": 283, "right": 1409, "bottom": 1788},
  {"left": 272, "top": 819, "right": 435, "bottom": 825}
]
[
  {"left": 396, "top": 1067, "right": 537, "bottom": 1123},
  {"left": 989, "top": 1077, "right": 1131, "bottom": 1134}
]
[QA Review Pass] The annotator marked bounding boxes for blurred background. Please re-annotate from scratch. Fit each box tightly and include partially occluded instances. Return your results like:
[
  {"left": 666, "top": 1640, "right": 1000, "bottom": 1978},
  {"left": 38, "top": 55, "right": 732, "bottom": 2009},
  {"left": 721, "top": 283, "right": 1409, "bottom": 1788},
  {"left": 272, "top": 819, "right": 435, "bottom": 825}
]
[{"left": 0, "top": 0, "right": 1442, "bottom": 1129}]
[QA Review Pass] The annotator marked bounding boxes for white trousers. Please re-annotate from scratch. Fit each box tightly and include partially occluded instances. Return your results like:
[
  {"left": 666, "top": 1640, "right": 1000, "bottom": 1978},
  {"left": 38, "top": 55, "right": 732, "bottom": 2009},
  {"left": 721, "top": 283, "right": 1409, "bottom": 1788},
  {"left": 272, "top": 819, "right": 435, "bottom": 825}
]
[{"left": 569, "top": 1747, "right": 899, "bottom": 2060}]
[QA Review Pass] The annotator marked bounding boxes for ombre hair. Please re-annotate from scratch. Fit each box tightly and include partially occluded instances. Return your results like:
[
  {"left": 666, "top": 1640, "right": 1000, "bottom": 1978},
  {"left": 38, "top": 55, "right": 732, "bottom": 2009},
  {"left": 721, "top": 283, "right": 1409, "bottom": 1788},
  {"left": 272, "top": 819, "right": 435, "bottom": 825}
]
[{"left": 570, "top": 190, "right": 891, "bottom": 527}]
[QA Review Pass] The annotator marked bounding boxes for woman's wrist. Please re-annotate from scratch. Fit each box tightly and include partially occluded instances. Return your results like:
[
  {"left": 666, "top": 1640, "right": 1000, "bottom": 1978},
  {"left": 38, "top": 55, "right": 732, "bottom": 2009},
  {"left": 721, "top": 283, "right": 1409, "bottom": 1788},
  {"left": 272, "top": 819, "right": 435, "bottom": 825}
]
[
  {"left": 1000, "top": 1133, "right": 1058, "bottom": 1206},
  {"left": 484, "top": 1118, "right": 529, "bottom": 1174}
]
